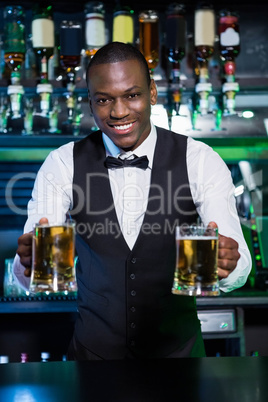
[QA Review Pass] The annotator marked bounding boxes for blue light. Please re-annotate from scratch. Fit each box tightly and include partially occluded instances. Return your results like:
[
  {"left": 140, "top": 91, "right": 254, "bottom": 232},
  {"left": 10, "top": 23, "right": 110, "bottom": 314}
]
[{"left": 0, "top": 384, "right": 60, "bottom": 402}]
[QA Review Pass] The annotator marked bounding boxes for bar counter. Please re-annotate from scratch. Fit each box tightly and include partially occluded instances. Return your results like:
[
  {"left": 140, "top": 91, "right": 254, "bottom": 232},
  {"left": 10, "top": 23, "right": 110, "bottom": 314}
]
[
  {"left": 0, "top": 357, "right": 268, "bottom": 401},
  {"left": 1, "top": 287, "right": 268, "bottom": 313}
]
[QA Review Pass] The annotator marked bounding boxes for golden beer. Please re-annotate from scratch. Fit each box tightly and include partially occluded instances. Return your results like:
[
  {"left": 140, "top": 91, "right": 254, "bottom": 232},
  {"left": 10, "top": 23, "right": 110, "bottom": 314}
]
[
  {"left": 30, "top": 223, "right": 76, "bottom": 295},
  {"left": 173, "top": 226, "right": 219, "bottom": 296}
]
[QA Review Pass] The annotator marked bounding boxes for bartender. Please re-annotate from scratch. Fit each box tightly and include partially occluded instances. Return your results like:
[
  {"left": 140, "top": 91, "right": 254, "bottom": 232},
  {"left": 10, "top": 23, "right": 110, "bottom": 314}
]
[{"left": 14, "top": 42, "right": 252, "bottom": 360}]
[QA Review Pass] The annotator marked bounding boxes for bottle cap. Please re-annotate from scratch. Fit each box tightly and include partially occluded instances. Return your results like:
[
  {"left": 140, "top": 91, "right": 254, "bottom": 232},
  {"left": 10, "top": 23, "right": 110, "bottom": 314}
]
[
  {"left": 7, "top": 85, "right": 25, "bottom": 95},
  {"left": 0, "top": 355, "right": 9, "bottom": 363},
  {"left": 195, "top": 82, "right": 212, "bottom": 93},
  {"left": 222, "top": 82, "right": 239, "bottom": 93},
  {"left": 37, "top": 83, "right": 53, "bottom": 94},
  {"left": 41, "top": 352, "right": 50, "bottom": 359},
  {"left": 21, "top": 352, "right": 29, "bottom": 363}
]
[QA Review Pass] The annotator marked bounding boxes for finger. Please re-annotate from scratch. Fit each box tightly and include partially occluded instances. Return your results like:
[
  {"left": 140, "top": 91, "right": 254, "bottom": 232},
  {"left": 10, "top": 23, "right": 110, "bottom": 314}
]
[
  {"left": 17, "top": 235, "right": 33, "bottom": 257},
  {"left": 218, "top": 234, "right": 239, "bottom": 250},
  {"left": 17, "top": 232, "right": 33, "bottom": 269},
  {"left": 218, "top": 248, "right": 240, "bottom": 261},
  {"left": 39, "top": 217, "right": 49, "bottom": 225},
  {"left": 207, "top": 221, "right": 218, "bottom": 229},
  {"left": 18, "top": 233, "right": 32, "bottom": 247},
  {"left": 17, "top": 244, "right": 32, "bottom": 258},
  {"left": 218, "top": 257, "right": 238, "bottom": 272},
  {"left": 20, "top": 256, "right": 32, "bottom": 269},
  {"left": 24, "top": 267, "right": 32, "bottom": 277},
  {"left": 218, "top": 267, "right": 230, "bottom": 279}
]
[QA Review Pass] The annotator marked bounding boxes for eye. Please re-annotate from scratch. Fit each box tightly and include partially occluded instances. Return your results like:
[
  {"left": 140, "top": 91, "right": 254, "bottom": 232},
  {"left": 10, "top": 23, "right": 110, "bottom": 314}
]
[
  {"left": 127, "top": 93, "right": 140, "bottom": 99},
  {"left": 96, "top": 98, "right": 109, "bottom": 104}
]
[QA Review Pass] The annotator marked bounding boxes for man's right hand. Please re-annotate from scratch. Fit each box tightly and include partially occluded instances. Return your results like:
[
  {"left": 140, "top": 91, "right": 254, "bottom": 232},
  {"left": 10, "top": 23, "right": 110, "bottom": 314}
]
[{"left": 17, "top": 217, "right": 49, "bottom": 277}]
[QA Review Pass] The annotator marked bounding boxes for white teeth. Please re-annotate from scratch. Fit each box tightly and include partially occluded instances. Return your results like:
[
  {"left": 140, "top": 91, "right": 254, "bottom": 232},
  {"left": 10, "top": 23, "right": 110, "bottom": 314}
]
[{"left": 114, "top": 123, "right": 133, "bottom": 130}]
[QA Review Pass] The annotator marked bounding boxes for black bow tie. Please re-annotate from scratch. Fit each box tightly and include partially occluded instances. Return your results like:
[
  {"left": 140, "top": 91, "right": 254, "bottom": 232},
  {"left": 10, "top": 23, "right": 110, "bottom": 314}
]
[{"left": 105, "top": 155, "right": 149, "bottom": 170}]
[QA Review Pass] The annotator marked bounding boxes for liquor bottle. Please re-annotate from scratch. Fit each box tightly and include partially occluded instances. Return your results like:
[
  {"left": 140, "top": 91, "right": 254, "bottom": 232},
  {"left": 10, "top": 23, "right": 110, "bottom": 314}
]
[
  {"left": 60, "top": 20, "right": 83, "bottom": 90},
  {"left": 48, "top": 32, "right": 60, "bottom": 81},
  {"left": 23, "top": 34, "right": 37, "bottom": 80},
  {"left": 166, "top": 3, "right": 186, "bottom": 83},
  {"left": 3, "top": 5, "right": 26, "bottom": 85},
  {"left": 218, "top": 9, "right": 240, "bottom": 81},
  {"left": 194, "top": 3, "right": 215, "bottom": 82},
  {"left": 84, "top": 1, "right": 106, "bottom": 60},
  {"left": 165, "top": 4, "right": 187, "bottom": 126},
  {"left": 31, "top": 3, "right": 55, "bottom": 83},
  {"left": 60, "top": 21, "right": 83, "bottom": 71},
  {"left": 113, "top": 5, "right": 134, "bottom": 44},
  {"left": 139, "top": 10, "right": 159, "bottom": 76},
  {"left": 0, "top": 34, "right": 6, "bottom": 80}
]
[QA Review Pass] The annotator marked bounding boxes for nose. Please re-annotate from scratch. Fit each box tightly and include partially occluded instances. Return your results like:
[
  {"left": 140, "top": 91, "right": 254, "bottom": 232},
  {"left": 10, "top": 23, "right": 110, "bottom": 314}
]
[{"left": 110, "top": 98, "right": 129, "bottom": 119}]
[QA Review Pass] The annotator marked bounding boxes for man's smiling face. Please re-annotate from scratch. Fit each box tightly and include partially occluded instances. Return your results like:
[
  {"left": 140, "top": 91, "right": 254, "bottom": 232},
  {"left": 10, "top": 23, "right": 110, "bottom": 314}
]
[{"left": 88, "top": 59, "right": 157, "bottom": 151}]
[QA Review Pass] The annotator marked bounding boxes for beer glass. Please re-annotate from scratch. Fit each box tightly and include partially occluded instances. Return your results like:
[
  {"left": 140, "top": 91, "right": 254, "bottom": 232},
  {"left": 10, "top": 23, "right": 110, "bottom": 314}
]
[
  {"left": 172, "top": 224, "right": 219, "bottom": 296},
  {"left": 30, "top": 221, "right": 76, "bottom": 295}
]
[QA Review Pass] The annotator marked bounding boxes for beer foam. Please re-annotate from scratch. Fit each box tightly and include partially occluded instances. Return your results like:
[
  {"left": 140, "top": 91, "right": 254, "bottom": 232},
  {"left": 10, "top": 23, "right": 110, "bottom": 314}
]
[{"left": 178, "top": 236, "right": 218, "bottom": 240}]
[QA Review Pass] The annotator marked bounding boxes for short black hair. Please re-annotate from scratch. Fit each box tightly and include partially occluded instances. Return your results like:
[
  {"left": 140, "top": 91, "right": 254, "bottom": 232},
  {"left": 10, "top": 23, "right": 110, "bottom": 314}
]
[{"left": 86, "top": 41, "right": 151, "bottom": 87}]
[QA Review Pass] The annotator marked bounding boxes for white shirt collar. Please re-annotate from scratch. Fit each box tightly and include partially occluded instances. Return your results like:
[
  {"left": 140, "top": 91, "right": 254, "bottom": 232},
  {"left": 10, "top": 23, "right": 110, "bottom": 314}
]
[{"left": 102, "top": 121, "right": 157, "bottom": 169}]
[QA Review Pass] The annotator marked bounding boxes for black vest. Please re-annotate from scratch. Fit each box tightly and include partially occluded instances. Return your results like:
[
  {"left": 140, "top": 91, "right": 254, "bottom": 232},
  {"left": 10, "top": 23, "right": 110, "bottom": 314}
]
[{"left": 71, "top": 127, "right": 200, "bottom": 359}]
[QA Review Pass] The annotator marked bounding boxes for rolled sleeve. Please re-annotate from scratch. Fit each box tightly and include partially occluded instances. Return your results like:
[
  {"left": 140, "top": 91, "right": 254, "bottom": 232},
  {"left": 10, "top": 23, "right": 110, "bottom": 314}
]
[{"left": 187, "top": 137, "right": 252, "bottom": 292}]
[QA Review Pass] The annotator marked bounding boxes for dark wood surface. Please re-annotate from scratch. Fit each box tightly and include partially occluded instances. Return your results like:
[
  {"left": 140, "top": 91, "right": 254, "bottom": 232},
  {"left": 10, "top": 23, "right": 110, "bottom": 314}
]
[{"left": 0, "top": 357, "right": 268, "bottom": 401}]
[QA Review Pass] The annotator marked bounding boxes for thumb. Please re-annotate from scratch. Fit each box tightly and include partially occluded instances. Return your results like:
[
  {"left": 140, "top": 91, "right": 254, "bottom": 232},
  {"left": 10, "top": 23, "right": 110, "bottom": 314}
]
[
  {"left": 207, "top": 221, "right": 218, "bottom": 229},
  {"left": 39, "top": 217, "right": 49, "bottom": 225}
]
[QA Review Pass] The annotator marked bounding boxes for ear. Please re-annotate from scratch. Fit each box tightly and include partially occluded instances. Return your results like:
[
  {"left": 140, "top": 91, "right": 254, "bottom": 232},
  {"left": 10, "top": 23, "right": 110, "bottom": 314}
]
[{"left": 150, "top": 79, "right": 158, "bottom": 105}]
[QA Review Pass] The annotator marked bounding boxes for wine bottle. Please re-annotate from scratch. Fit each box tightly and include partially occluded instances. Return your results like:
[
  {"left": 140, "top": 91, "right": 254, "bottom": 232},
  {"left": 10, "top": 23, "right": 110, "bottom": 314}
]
[
  {"left": 194, "top": 3, "right": 215, "bottom": 82},
  {"left": 219, "top": 9, "right": 240, "bottom": 81},
  {"left": 113, "top": 5, "right": 134, "bottom": 44},
  {"left": 3, "top": 5, "right": 26, "bottom": 85},
  {"left": 84, "top": 1, "right": 106, "bottom": 60},
  {"left": 31, "top": 3, "right": 55, "bottom": 83},
  {"left": 139, "top": 10, "right": 159, "bottom": 75},
  {"left": 23, "top": 34, "right": 37, "bottom": 80},
  {"left": 60, "top": 20, "right": 83, "bottom": 89},
  {"left": 166, "top": 3, "right": 186, "bottom": 83}
]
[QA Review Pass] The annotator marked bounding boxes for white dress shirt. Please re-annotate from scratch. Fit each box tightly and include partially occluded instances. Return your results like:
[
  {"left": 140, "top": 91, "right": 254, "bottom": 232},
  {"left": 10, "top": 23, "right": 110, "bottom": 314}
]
[{"left": 13, "top": 123, "right": 252, "bottom": 292}]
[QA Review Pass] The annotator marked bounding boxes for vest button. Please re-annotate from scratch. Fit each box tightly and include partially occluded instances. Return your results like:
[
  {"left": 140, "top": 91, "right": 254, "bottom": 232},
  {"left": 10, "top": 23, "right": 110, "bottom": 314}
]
[
  {"left": 131, "top": 258, "right": 137, "bottom": 264},
  {"left": 130, "top": 340, "right": 136, "bottom": 347},
  {"left": 131, "top": 290, "right": 136, "bottom": 296},
  {"left": 130, "top": 306, "right": 136, "bottom": 313},
  {"left": 130, "top": 273, "right": 135, "bottom": 280},
  {"left": 130, "top": 322, "right": 136, "bottom": 329}
]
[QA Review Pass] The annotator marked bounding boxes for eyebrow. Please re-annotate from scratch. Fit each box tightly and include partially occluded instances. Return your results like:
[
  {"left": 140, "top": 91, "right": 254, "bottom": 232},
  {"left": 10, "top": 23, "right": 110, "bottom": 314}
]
[{"left": 93, "top": 85, "right": 142, "bottom": 97}]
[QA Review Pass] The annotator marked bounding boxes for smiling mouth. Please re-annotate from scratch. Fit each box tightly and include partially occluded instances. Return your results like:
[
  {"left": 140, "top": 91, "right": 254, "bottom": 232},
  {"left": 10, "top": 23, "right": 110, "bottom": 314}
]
[{"left": 112, "top": 123, "right": 133, "bottom": 131}]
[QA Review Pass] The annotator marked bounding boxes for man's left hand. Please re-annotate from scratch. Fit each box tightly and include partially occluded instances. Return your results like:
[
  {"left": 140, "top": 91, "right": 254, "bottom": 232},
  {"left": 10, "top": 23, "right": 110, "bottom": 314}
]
[
  {"left": 217, "top": 234, "right": 240, "bottom": 279},
  {"left": 208, "top": 221, "right": 240, "bottom": 280}
]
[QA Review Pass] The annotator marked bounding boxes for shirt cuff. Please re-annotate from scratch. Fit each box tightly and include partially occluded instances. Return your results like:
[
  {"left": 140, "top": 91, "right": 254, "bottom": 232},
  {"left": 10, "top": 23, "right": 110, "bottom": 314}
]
[
  {"left": 12, "top": 253, "right": 31, "bottom": 291},
  {"left": 219, "top": 248, "right": 252, "bottom": 293}
]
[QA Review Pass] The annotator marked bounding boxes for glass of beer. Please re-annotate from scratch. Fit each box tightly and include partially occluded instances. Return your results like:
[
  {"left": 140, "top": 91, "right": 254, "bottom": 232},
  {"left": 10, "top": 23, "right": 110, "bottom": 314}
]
[
  {"left": 172, "top": 224, "right": 219, "bottom": 296},
  {"left": 30, "top": 221, "right": 77, "bottom": 295}
]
